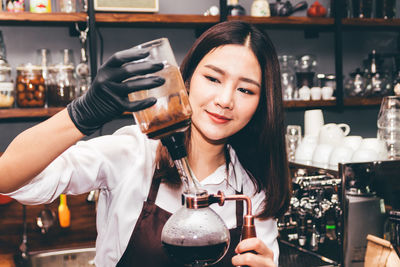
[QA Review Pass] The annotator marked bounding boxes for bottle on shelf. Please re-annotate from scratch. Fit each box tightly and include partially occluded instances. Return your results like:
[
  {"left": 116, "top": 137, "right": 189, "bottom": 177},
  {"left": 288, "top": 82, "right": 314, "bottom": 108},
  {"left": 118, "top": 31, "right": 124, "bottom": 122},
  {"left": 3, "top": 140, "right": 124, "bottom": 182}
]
[
  {"left": 329, "top": 0, "right": 348, "bottom": 18},
  {"left": 375, "top": 0, "right": 396, "bottom": 19},
  {"left": 251, "top": 0, "right": 270, "bottom": 17},
  {"left": 363, "top": 50, "right": 392, "bottom": 97},
  {"left": 227, "top": 0, "right": 246, "bottom": 16},
  {"left": 30, "top": 0, "right": 52, "bottom": 13},
  {"left": 57, "top": 0, "right": 76, "bottom": 13},
  {"left": 6, "top": 0, "right": 25, "bottom": 12}
]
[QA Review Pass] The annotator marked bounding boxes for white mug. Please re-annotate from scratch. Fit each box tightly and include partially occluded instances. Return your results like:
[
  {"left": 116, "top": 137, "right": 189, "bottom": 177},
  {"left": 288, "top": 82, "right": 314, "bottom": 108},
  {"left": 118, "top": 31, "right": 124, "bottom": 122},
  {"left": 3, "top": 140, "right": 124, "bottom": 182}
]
[
  {"left": 299, "top": 85, "right": 311, "bottom": 100},
  {"left": 319, "top": 123, "right": 351, "bottom": 146},
  {"left": 343, "top": 136, "right": 363, "bottom": 151},
  {"left": 351, "top": 148, "right": 379, "bottom": 163},
  {"left": 295, "top": 136, "right": 318, "bottom": 165},
  {"left": 312, "top": 143, "right": 334, "bottom": 169},
  {"left": 359, "top": 138, "right": 388, "bottom": 160},
  {"left": 321, "top": 86, "right": 334, "bottom": 100},
  {"left": 329, "top": 145, "right": 354, "bottom": 170},
  {"left": 310, "top": 87, "right": 322, "bottom": 100},
  {"left": 304, "top": 109, "right": 324, "bottom": 137}
]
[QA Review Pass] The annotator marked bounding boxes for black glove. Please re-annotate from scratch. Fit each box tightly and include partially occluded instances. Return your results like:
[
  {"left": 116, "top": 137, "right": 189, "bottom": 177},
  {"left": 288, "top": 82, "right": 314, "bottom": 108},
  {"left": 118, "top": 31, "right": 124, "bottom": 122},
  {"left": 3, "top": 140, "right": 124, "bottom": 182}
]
[{"left": 67, "top": 47, "right": 165, "bottom": 135}]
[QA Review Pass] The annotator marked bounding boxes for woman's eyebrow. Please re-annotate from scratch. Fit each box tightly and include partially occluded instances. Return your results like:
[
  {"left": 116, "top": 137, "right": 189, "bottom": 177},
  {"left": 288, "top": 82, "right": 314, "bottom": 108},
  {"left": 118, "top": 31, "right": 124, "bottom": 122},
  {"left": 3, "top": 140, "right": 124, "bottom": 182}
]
[
  {"left": 204, "top": 64, "right": 224, "bottom": 74},
  {"left": 204, "top": 64, "right": 261, "bottom": 88}
]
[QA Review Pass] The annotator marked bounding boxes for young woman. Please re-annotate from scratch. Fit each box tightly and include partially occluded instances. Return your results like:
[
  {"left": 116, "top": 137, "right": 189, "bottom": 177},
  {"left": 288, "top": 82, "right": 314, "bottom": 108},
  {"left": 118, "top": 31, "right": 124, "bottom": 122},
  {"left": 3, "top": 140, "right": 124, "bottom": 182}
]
[{"left": 0, "top": 21, "right": 290, "bottom": 267}]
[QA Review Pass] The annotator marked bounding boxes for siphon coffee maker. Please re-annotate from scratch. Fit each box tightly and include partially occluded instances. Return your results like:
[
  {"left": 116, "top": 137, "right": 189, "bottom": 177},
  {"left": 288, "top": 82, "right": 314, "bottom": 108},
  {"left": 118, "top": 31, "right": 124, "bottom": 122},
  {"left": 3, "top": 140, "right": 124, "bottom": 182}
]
[{"left": 129, "top": 38, "right": 257, "bottom": 266}]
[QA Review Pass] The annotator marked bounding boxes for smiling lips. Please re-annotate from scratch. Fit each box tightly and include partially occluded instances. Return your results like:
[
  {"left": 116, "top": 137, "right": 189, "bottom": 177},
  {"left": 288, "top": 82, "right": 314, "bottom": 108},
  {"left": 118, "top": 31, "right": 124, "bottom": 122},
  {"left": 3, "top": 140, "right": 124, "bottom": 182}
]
[{"left": 206, "top": 111, "right": 232, "bottom": 123}]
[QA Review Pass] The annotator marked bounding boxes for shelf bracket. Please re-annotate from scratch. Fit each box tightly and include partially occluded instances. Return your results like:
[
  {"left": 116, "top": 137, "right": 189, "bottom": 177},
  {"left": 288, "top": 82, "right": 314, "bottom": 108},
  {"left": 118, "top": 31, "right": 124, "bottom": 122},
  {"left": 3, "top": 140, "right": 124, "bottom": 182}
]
[
  {"left": 219, "top": 0, "right": 227, "bottom": 22},
  {"left": 333, "top": 0, "right": 344, "bottom": 112}
]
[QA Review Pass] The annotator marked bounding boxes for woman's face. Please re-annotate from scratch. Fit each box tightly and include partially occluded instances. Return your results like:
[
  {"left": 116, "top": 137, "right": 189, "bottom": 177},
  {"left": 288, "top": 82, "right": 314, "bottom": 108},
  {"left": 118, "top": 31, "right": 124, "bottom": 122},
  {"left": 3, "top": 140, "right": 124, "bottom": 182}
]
[{"left": 188, "top": 44, "right": 261, "bottom": 143}]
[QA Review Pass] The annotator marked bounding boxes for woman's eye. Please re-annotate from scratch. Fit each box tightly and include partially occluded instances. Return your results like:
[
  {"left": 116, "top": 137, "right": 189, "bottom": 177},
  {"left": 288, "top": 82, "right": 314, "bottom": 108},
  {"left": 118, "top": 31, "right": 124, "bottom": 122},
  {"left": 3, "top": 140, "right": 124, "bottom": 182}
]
[
  {"left": 238, "top": 88, "right": 254, "bottom": 95},
  {"left": 205, "top": 76, "right": 220, "bottom": 83}
]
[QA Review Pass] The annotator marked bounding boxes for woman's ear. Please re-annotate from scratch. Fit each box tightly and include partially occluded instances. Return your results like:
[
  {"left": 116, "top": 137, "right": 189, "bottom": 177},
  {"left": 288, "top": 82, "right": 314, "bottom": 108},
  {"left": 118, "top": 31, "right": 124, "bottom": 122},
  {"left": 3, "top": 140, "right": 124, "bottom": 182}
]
[{"left": 185, "top": 80, "right": 190, "bottom": 92}]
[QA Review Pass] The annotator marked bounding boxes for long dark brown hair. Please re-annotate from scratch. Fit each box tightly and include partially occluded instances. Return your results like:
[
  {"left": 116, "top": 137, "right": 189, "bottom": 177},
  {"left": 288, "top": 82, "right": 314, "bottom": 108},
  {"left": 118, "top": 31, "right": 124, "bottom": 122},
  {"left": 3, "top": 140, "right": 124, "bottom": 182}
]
[{"left": 155, "top": 21, "right": 290, "bottom": 219}]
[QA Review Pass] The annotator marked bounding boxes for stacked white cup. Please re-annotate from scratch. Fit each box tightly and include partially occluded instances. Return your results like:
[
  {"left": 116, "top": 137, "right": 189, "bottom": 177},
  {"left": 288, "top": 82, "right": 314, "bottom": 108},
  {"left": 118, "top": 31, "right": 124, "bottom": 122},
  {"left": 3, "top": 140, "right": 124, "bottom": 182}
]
[
  {"left": 294, "top": 109, "right": 389, "bottom": 169},
  {"left": 316, "top": 123, "right": 351, "bottom": 169},
  {"left": 295, "top": 109, "right": 324, "bottom": 165}
]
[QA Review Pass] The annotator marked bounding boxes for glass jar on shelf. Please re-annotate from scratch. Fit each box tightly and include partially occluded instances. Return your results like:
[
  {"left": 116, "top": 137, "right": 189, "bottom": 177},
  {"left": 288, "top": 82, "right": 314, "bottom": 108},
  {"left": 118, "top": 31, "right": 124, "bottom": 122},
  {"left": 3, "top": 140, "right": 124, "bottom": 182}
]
[
  {"left": 344, "top": 68, "right": 366, "bottom": 97},
  {"left": 47, "top": 63, "right": 77, "bottom": 107},
  {"left": 57, "top": 0, "right": 76, "bottom": 12},
  {"left": 279, "top": 55, "right": 296, "bottom": 100},
  {"left": 15, "top": 64, "right": 46, "bottom": 108},
  {"left": 294, "top": 54, "right": 317, "bottom": 89},
  {"left": 0, "top": 58, "right": 14, "bottom": 108},
  {"left": 365, "top": 72, "right": 392, "bottom": 97}
]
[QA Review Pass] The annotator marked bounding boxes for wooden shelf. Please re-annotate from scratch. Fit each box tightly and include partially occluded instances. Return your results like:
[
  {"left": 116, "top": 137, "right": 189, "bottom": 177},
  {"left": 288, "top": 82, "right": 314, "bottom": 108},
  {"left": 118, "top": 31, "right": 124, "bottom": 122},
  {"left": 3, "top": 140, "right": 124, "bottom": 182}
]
[
  {"left": 229, "top": 16, "right": 334, "bottom": 29},
  {"left": 284, "top": 99, "right": 336, "bottom": 108},
  {"left": 343, "top": 96, "right": 383, "bottom": 106},
  {"left": 0, "top": 12, "right": 398, "bottom": 31},
  {"left": 0, "top": 107, "right": 64, "bottom": 119},
  {"left": 95, "top": 14, "right": 335, "bottom": 29},
  {"left": 342, "top": 18, "right": 400, "bottom": 30},
  {"left": 0, "top": 11, "right": 86, "bottom": 23},
  {"left": 95, "top": 13, "right": 219, "bottom": 27}
]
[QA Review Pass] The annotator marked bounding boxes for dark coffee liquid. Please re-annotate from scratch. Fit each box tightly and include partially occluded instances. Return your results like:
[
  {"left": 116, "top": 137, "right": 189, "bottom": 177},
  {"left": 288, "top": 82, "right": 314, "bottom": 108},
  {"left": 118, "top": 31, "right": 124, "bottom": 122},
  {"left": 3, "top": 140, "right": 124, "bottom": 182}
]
[
  {"left": 147, "top": 118, "right": 191, "bottom": 139},
  {"left": 162, "top": 241, "right": 228, "bottom": 266},
  {"left": 47, "top": 84, "right": 75, "bottom": 107}
]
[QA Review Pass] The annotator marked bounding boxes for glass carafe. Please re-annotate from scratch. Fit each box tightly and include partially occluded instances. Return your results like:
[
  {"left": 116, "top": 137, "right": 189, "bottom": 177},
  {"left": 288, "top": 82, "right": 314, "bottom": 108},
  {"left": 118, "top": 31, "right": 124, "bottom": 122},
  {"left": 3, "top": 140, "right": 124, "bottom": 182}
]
[
  {"left": 377, "top": 96, "right": 400, "bottom": 159},
  {"left": 161, "top": 192, "right": 230, "bottom": 267},
  {"left": 161, "top": 190, "right": 256, "bottom": 267}
]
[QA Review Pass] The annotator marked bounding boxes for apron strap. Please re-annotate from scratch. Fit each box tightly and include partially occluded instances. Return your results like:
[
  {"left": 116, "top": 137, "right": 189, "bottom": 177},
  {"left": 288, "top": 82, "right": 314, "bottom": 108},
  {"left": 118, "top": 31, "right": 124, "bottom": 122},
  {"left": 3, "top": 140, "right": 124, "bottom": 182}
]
[{"left": 147, "top": 170, "right": 162, "bottom": 204}]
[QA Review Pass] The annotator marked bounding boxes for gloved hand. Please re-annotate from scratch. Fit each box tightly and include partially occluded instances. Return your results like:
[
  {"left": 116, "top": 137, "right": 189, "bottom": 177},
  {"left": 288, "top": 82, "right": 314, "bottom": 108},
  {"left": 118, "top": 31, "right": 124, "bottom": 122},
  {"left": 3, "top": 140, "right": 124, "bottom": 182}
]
[{"left": 67, "top": 47, "right": 165, "bottom": 135}]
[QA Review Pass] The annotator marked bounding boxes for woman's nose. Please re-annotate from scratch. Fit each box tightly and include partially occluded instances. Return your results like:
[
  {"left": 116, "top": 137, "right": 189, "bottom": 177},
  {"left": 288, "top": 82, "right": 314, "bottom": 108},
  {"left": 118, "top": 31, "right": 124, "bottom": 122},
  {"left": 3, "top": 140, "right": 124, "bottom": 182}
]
[{"left": 214, "top": 85, "right": 234, "bottom": 110}]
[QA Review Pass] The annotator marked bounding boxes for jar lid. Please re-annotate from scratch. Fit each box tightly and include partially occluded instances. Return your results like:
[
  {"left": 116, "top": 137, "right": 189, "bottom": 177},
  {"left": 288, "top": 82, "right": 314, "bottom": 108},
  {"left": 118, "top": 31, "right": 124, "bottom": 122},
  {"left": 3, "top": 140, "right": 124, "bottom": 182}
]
[
  {"left": 324, "top": 74, "right": 336, "bottom": 80},
  {"left": 0, "top": 82, "right": 14, "bottom": 92},
  {"left": 49, "top": 63, "right": 74, "bottom": 71},
  {"left": 16, "top": 63, "right": 42, "bottom": 71},
  {"left": 0, "top": 58, "right": 11, "bottom": 71}
]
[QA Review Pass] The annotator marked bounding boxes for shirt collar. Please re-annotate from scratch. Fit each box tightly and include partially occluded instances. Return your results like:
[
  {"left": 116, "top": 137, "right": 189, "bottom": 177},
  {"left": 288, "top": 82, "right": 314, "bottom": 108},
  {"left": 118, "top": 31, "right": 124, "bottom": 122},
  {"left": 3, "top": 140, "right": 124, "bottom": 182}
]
[{"left": 197, "top": 145, "right": 244, "bottom": 193}]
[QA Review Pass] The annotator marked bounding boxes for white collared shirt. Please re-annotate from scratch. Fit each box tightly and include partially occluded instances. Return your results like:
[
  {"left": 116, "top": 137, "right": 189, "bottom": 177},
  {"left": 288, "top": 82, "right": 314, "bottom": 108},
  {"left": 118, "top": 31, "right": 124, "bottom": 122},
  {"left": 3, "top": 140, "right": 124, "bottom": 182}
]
[{"left": 8, "top": 125, "right": 279, "bottom": 266}]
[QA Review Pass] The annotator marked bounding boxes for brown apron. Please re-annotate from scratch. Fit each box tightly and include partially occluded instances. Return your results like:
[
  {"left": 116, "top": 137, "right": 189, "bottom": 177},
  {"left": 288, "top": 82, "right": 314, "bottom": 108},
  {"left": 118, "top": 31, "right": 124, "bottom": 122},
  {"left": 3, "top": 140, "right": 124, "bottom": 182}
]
[{"left": 117, "top": 174, "right": 244, "bottom": 267}]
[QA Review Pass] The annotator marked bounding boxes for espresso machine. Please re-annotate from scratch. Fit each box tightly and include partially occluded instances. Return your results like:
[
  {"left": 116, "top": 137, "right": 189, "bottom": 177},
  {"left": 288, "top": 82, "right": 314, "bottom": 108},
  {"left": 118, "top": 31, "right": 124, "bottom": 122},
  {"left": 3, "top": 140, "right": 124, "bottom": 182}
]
[
  {"left": 280, "top": 160, "right": 400, "bottom": 267},
  {"left": 278, "top": 164, "right": 342, "bottom": 266}
]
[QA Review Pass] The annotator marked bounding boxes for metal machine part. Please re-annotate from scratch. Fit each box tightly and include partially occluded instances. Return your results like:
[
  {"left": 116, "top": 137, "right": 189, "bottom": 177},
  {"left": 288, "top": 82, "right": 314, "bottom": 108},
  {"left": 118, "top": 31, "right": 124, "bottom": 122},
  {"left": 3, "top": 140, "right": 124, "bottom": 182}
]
[{"left": 279, "top": 164, "right": 342, "bottom": 265}]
